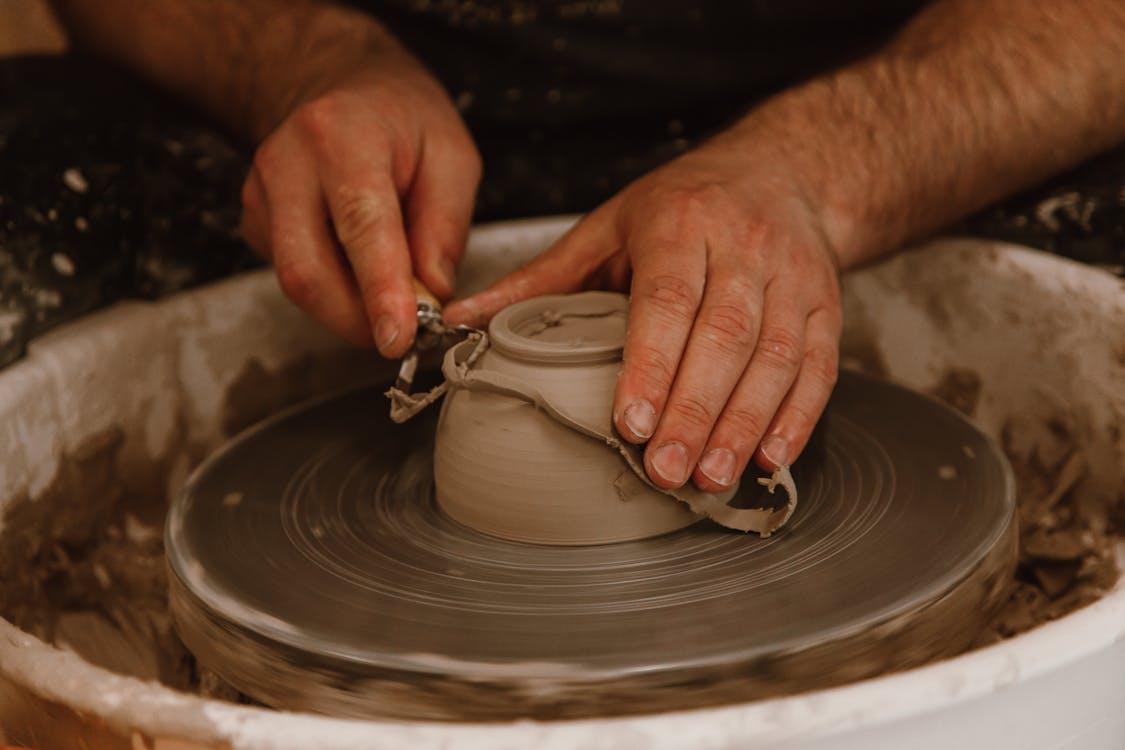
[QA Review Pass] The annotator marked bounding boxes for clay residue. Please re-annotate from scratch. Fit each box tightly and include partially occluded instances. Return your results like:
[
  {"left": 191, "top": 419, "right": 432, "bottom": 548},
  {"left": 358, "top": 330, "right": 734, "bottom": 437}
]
[
  {"left": 925, "top": 367, "right": 983, "bottom": 418},
  {"left": 973, "top": 416, "right": 1121, "bottom": 644},
  {"left": 0, "top": 351, "right": 380, "bottom": 709},
  {"left": 222, "top": 349, "right": 377, "bottom": 437},
  {"left": 0, "top": 439, "right": 242, "bottom": 703},
  {"left": 915, "top": 386, "right": 1122, "bottom": 646},
  {"left": 515, "top": 308, "right": 627, "bottom": 346}
]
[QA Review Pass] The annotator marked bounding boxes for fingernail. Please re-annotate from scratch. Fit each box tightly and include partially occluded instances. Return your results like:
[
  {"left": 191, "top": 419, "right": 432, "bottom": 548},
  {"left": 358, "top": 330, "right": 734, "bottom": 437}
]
[
  {"left": 375, "top": 315, "right": 400, "bottom": 354},
  {"left": 760, "top": 435, "right": 789, "bottom": 467},
  {"left": 650, "top": 441, "right": 689, "bottom": 486},
  {"left": 699, "top": 448, "right": 737, "bottom": 487},
  {"left": 623, "top": 400, "right": 657, "bottom": 440}
]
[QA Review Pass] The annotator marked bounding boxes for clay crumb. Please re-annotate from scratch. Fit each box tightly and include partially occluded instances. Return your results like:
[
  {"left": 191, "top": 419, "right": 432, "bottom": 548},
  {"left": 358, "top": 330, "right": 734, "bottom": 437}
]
[
  {"left": 938, "top": 465, "right": 958, "bottom": 480},
  {"left": 976, "top": 417, "right": 1120, "bottom": 645},
  {"left": 51, "top": 252, "right": 76, "bottom": 277},
  {"left": 222, "top": 492, "right": 244, "bottom": 508},
  {"left": 926, "top": 367, "right": 983, "bottom": 418},
  {"left": 62, "top": 167, "right": 89, "bottom": 194},
  {"left": 124, "top": 513, "right": 160, "bottom": 545},
  {"left": 92, "top": 563, "right": 112, "bottom": 589}
]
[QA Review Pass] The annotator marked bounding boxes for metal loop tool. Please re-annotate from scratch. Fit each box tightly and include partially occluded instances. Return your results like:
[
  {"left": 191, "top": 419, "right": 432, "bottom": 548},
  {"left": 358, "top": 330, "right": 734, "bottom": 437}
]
[{"left": 392, "top": 278, "right": 476, "bottom": 400}]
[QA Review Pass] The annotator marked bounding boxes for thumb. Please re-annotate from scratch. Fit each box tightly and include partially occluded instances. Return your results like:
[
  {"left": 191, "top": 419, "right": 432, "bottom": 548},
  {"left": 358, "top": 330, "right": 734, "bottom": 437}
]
[{"left": 444, "top": 206, "right": 619, "bottom": 327}]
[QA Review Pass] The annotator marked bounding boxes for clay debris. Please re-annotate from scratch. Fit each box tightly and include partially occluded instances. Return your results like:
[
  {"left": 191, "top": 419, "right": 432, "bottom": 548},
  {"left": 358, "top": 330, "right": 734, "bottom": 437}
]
[{"left": 973, "top": 420, "right": 1121, "bottom": 645}]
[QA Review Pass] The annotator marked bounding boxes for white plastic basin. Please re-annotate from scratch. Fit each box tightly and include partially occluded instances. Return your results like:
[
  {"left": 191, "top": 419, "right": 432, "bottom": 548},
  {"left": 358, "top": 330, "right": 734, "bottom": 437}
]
[{"left": 1, "top": 217, "right": 1122, "bottom": 749}]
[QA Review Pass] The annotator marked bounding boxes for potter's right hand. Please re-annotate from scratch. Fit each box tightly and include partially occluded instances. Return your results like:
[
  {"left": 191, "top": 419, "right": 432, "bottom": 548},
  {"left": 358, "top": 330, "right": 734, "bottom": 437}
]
[
  {"left": 239, "top": 54, "right": 481, "bottom": 358},
  {"left": 445, "top": 132, "right": 843, "bottom": 494}
]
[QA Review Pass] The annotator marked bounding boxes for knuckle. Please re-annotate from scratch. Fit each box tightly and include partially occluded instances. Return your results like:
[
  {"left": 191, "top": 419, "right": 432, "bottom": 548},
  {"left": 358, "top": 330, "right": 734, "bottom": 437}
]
[
  {"left": 734, "top": 219, "right": 772, "bottom": 252},
  {"left": 296, "top": 94, "right": 342, "bottom": 145},
  {"left": 639, "top": 273, "right": 700, "bottom": 323},
  {"left": 804, "top": 262, "right": 841, "bottom": 300},
  {"left": 804, "top": 344, "right": 840, "bottom": 389},
  {"left": 664, "top": 184, "right": 730, "bottom": 219},
  {"left": 719, "top": 403, "right": 769, "bottom": 446},
  {"left": 627, "top": 345, "right": 678, "bottom": 394},
  {"left": 756, "top": 327, "right": 803, "bottom": 372},
  {"left": 332, "top": 188, "right": 386, "bottom": 246},
  {"left": 357, "top": 274, "right": 396, "bottom": 305},
  {"left": 782, "top": 400, "right": 820, "bottom": 433},
  {"left": 698, "top": 301, "right": 756, "bottom": 352},
  {"left": 666, "top": 392, "right": 716, "bottom": 433},
  {"left": 275, "top": 260, "right": 322, "bottom": 307},
  {"left": 821, "top": 273, "right": 843, "bottom": 303},
  {"left": 664, "top": 185, "right": 704, "bottom": 211},
  {"left": 251, "top": 140, "right": 280, "bottom": 177}
]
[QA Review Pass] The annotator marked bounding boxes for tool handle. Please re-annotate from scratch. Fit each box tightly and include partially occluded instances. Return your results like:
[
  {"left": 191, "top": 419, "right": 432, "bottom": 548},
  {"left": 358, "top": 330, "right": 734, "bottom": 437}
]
[{"left": 412, "top": 277, "right": 442, "bottom": 312}]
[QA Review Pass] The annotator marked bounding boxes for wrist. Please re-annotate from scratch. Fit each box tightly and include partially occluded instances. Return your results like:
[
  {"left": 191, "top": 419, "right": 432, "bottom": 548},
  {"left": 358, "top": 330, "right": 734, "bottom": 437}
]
[
  {"left": 720, "top": 62, "right": 909, "bottom": 271},
  {"left": 243, "top": 5, "right": 428, "bottom": 141},
  {"left": 711, "top": 106, "right": 860, "bottom": 271}
]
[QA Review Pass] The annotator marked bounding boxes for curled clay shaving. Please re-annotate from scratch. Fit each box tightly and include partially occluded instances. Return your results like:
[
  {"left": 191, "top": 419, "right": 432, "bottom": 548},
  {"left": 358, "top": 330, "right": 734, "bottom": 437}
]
[
  {"left": 385, "top": 332, "right": 489, "bottom": 423},
  {"left": 386, "top": 333, "right": 798, "bottom": 536}
]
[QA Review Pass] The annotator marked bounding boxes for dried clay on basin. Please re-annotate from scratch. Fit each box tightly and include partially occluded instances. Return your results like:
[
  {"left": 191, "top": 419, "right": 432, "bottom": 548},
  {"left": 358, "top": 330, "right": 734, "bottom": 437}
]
[{"left": 389, "top": 292, "right": 797, "bottom": 544}]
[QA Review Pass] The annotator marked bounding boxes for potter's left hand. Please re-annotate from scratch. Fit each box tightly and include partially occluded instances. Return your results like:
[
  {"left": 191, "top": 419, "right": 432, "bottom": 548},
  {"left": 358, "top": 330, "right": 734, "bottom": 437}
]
[{"left": 444, "top": 139, "right": 842, "bottom": 492}]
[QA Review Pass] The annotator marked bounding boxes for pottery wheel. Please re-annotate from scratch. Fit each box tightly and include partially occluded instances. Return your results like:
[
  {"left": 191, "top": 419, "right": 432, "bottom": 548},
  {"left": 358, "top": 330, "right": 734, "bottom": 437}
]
[{"left": 166, "top": 371, "right": 1016, "bottom": 721}]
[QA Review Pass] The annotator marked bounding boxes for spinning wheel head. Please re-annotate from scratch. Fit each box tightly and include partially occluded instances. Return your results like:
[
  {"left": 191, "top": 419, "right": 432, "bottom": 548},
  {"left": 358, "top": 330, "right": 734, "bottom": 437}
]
[{"left": 166, "top": 371, "right": 1016, "bottom": 720}]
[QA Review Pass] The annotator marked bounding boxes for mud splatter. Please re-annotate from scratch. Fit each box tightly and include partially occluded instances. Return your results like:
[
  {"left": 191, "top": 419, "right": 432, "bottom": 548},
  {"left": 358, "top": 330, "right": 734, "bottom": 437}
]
[{"left": 926, "top": 367, "right": 983, "bottom": 418}]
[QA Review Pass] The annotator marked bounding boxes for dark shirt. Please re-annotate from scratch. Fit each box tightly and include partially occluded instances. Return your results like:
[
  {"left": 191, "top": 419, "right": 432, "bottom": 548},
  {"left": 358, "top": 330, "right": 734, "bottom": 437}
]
[{"left": 344, "top": 0, "right": 929, "bottom": 215}]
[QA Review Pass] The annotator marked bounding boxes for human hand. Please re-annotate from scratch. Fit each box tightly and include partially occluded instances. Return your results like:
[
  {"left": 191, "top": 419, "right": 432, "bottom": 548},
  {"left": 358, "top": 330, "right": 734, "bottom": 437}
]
[
  {"left": 444, "top": 136, "right": 841, "bottom": 491},
  {"left": 239, "top": 50, "right": 481, "bottom": 357}
]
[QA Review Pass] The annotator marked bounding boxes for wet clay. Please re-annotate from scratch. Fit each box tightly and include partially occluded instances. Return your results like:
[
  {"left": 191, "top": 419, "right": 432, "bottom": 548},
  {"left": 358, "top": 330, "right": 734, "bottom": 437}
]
[
  {"left": 390, "top": 292, "right": 797, "bottom": 543},
  {"left": 974, "top": 414, "right": 1122, "bottom": 644},
  {"left": 908, "top": 363, "right": 1123, "bottom": 643}
]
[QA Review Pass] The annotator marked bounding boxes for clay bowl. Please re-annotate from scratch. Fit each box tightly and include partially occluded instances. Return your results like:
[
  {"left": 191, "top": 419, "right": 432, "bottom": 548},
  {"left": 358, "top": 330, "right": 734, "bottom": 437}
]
[{"left": 433, "top": 291, "right": 701, "bottom": 545}]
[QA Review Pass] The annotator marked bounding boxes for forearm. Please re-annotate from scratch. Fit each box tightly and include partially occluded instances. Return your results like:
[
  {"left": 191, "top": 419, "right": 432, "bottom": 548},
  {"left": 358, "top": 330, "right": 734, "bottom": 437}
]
[
  {"left": 728, "top": 0, "right": 1125, "bottom": 268},
  {"left": 51, "top": 0, "right": 409, "bottom": 141}
]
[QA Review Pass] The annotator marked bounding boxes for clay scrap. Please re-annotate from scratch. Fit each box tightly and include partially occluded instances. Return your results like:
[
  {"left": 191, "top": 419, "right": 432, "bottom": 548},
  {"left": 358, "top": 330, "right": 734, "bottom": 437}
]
[{"left": 974, "top": 420, "right": 1121, "bottom": 644}]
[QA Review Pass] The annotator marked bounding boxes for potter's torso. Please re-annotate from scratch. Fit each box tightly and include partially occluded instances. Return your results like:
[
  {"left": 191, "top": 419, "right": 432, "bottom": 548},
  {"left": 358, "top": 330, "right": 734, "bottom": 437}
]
[{"left": 341, "top": 0, "right": 929, "bottom": 129}]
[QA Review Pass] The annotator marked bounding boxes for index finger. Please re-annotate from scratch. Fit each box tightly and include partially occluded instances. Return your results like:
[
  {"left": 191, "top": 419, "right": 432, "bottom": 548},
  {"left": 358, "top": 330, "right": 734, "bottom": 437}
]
[
  {"left": 321, "top": 163, "right": 416, "bottom": 359},
  {"left": 612, "top": 217, "right": 706, "bottom": 447}
]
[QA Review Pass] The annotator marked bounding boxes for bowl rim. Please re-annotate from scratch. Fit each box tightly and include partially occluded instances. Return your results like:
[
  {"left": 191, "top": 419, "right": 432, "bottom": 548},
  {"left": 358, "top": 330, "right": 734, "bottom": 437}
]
[{"left": 488, "top": 290, "right": 629, "bottom": 364}]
